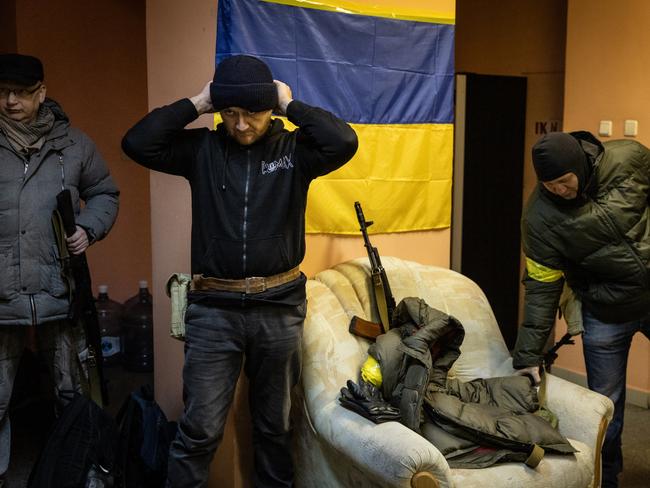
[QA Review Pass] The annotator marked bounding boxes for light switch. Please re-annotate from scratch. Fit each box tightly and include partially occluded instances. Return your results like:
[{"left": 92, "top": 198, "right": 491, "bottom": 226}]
[
  {"left": 624, "top": 120, "right": 638, "bottom": 137},
  {"left": 599, "top": 120, "right": 613, "bottom": 137}
]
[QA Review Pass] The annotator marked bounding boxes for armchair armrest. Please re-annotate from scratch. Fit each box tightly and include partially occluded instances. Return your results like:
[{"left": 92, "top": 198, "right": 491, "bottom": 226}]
[
  {"left": 544, "top": 373, "right": 613, "bottom": 488},
  {"left": 312, "top": 402, "right": 453, "bottom": 488},
  {"left": 544, "top": 373, "right": 613, "bottom": 446}
]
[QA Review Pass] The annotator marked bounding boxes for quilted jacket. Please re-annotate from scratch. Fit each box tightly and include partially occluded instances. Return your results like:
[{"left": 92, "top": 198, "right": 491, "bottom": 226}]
[{"left": 513, "top": 132, "right": 650, "bottom": 368}]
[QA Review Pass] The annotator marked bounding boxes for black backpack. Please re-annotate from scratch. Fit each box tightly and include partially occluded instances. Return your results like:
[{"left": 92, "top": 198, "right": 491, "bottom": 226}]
[
  {"left": 28, "top": 385, "right": 176, "bottom": 488},
  {"left": 115, "top": 385, "right": 177, "bottom": 488},
  {"left": 27, "top": 394, "right": 118, "bottom": 488}
]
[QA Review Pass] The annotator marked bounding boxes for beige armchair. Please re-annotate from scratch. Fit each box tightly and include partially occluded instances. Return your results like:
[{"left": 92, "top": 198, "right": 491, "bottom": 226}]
[{"left": 293, "top": 257, "right": 613, "bottom": 488}]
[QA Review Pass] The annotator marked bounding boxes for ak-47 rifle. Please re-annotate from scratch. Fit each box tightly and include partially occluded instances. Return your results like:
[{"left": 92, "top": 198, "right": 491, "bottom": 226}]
[
  {"left": 543, "top": 332, "right": 575, "bottom": 371},
  {"left": 348, "top": 202, "right": 397, "bottom": 340},
  {"left": 54, "top": 189, "right": 108, "bottom": 406}
]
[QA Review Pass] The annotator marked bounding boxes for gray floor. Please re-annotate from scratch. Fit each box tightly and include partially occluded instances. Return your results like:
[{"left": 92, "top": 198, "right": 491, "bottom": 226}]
[
  {"left": 618, "top": 403, "right": 650, "bottom": 488},
  {"left": 5, "top": 387, "right": 650, "bottom": 486}
]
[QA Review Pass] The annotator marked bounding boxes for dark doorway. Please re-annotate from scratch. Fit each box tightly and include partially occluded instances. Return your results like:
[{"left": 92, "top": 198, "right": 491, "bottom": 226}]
[{"left": 451, "top": 73, "right": 527, "bottom": 349}]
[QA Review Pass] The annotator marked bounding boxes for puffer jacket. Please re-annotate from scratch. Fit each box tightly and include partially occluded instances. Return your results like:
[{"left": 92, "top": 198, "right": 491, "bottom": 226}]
[
  {"left": 513, "top": 132, "right": 650, "bottom": 368},
  {"left": 0, "top": 99, "right": 119, "bottom": 326},
  {"left": 370, "top": 298, "right": 575, "bottom": 468}
]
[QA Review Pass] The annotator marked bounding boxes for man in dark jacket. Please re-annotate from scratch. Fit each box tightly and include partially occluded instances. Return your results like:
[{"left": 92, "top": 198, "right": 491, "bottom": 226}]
[
  {"left": 512, "top": 131, "right": 650, "bottom": 487},
  {"left": 122, "top": 54, "right": 358, "bottom": 487},
  {"left": 0, "top": 54, "right": 119, "bottom": 485}
]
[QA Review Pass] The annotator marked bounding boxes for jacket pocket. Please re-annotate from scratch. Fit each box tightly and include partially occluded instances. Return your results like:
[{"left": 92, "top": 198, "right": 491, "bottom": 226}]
[
  {"left": 0, "top": 243, "right": 17, "bottom": 300},
  {"left": 200, "top": 237, "right": 243, "bottom": 277},
  {"left": 46, "top": 245, "right": 69, "bottom": 298},
  {"left": 245, "top": 235, "right": 291, "bottom": 276}
]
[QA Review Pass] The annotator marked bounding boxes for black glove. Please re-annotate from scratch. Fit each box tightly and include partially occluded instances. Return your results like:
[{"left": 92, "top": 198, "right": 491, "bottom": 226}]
[{"left": 339, "top": 379, "right": 401, "bottom": 423}]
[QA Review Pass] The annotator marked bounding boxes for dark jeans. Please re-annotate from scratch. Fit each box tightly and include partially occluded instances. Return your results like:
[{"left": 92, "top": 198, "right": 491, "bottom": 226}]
[
  {"left": 582, "top": 308, "right": 650, "bottom": 488},
  {"left": 167, "top": 300, "right": 306, "bottom": 488}
]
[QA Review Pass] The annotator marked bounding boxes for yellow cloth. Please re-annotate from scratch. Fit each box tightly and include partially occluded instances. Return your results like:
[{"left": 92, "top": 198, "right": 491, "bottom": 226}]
[
  {"left": 306, "top": 123, "right": 453, "bottom": 234},
  {"left": 525, "top": 257, "right": 563, "bottom": 283},
  {"left": 361, "top": 355, "right": 383, "bottom": 387}
]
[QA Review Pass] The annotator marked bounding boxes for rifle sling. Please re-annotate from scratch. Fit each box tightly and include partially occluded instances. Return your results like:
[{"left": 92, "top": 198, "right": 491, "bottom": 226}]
[
  {"left": 85, "top": 345, "right": 105, "bottom": 407},
  {"left": 51, "top": 210, "right": 104, "bottom": 407},
  {"left": 372, "top": 272, "right": 391, "bottom": 331}
]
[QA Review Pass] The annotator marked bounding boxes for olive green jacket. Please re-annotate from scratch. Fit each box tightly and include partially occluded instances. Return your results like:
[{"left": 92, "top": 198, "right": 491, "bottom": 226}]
[
  {"left": 370, "top": 298, "right": 575, "bottom": 468},
  {"left": 513, "top": 132, "right": 650, "bottom": 368}
]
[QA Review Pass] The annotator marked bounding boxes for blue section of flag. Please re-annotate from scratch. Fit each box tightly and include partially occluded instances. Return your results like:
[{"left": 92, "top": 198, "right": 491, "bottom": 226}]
[{"left": 216, "top": 0, "right": 454, "bottom": 124}]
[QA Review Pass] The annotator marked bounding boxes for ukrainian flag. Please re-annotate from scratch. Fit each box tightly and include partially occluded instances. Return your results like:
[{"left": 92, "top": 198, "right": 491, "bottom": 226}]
[{"left": 216, "top": 0, "right": 455, "bottom": 234}]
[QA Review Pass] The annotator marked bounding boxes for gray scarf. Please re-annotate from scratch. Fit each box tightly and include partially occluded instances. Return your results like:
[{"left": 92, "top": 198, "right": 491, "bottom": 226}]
[{"left": 0, "top": 104, "right": 55, "bottom": 154}]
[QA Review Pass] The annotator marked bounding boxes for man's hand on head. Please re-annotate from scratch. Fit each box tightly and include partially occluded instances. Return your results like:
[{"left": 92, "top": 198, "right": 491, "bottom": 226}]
[
  {"left": 274, "top": 80, "right": 293, "bottom": 115},
  {"left": 190, "top": 81, "right": 214, "bottom": 115}
]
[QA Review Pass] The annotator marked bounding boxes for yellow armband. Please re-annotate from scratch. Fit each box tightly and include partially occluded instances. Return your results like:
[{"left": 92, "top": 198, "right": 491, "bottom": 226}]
[{"left": 525, "top": 257, "right": 563, "bottom": 283}]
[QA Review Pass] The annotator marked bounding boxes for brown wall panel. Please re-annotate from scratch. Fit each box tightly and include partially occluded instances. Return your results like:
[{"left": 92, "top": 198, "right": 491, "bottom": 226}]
[{"left": 14, "top": 0, "right": 151, "bottom": 303}]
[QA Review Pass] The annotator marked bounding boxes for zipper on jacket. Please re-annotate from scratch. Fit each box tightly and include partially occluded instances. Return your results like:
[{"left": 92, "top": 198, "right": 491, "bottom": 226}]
[
  {"left": 29, "top": 294, "right": 38, "bottom": 326},
  {"left": 242, "top": 149, "right": 251, "bottom": 276},
  {"left": 58, "top": 153, "right": 65, "bottom": 189}
]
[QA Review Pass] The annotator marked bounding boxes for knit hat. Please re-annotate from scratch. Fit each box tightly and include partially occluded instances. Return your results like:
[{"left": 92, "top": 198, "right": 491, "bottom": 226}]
[
  {"left": 0, "top": 53, "right": 44, "bottom": 86},
  {"left": 532, "top": 132, "right": 588, "bottom": 182},
  {"left": 210, "top": 55, "right": 277, "bottom": 112}
]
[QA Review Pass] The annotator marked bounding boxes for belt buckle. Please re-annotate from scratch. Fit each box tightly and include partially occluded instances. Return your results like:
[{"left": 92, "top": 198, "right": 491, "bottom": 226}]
[{"left": 245, "top": 276, "right": 266, "bottom": 294}]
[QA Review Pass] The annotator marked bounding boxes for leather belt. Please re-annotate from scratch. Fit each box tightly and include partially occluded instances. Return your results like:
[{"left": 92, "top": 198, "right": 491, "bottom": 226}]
[{"left": 191, "top": 266, "right": 300, "bottom": 294}]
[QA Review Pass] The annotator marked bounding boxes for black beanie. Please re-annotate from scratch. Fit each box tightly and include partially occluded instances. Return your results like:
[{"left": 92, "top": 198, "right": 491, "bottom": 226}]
[
  {"left": 210, "top": 55, "right": 278, "bottom": 112},
  {"left": 0, "top": 53, "right": 44, "bottom": 85},
  {"left": 532, "top": 132, "right": 588, "bottom": 182}
]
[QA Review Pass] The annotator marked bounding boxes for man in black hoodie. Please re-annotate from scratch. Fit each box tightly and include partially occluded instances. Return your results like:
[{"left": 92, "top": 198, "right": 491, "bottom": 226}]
[
  {"left": 122, "top": 55, "right": 358, "bottom": 487},
  {"left": 512, "top": 131, "right": 650, "bottom": 488}
]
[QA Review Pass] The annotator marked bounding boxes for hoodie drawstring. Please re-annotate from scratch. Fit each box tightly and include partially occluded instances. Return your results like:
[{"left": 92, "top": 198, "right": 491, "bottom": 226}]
[{"left": 221, "top": 141, "right": 229, "bottom": 191}]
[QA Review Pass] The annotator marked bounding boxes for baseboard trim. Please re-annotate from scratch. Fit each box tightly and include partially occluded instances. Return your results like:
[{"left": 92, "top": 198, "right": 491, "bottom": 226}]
[{"left": 550, "top": 367, "right": 650, "bottom": 409}]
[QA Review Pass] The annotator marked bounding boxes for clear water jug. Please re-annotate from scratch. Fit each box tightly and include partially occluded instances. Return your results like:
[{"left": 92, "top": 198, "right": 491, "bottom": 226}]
[
  {"left": 122, "top": 281, "right": 154, "bottom": 372},
  {"left": 96, "top": 285, "right": 124, "bottom": 367}
]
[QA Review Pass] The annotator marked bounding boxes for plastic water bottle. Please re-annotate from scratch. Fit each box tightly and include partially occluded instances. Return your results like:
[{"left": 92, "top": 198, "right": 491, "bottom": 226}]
[
  {"left": 96, "top": 285, "right": 124, "bottom": 367},
  {"left": 123, "top": 280, "right": 152, "bottom": 310},
  {"left": 123, "top": 280, "right": 154, "bottom": 372}
]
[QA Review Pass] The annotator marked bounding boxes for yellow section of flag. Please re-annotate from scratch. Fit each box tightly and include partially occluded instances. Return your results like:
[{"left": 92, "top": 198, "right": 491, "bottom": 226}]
[
  {"left": 261, "top": 0, "right": 456, "bottom": 24},
  {"left": 306, "top": 122, "right": 453, "bottom": 234}
]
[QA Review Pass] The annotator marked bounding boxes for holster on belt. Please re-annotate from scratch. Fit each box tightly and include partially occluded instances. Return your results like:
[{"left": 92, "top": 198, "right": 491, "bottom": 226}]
[{"left": 166, "top": 273, "right": 192, "bottom": 341}]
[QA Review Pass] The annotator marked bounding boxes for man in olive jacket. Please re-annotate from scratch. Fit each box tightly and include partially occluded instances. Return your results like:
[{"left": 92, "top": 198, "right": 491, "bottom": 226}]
[
  {"left": 0, "top": 54, "right": 119, "bottom": 485},
  {"left": 512, "top": 131, "right": 650, "bottom": 487},
  {"left": 122, "top": 55, "right": 358, "bottom": 487}
]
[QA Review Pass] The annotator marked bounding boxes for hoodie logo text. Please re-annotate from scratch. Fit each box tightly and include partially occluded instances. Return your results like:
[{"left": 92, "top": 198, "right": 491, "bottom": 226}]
[{"left": 261, "top": 155, "right": 293, "bottom": 175}]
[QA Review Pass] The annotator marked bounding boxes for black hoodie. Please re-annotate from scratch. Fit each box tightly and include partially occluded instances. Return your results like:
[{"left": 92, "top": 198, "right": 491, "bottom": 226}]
[{"left": 122, "top": 99, "right": 358, "bottom": 305}]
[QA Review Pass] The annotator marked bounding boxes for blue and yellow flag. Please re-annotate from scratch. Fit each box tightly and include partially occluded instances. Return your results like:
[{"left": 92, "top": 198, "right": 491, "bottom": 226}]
[{"left": 216, "top": 0, "right": 455, "bottom": 234}]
